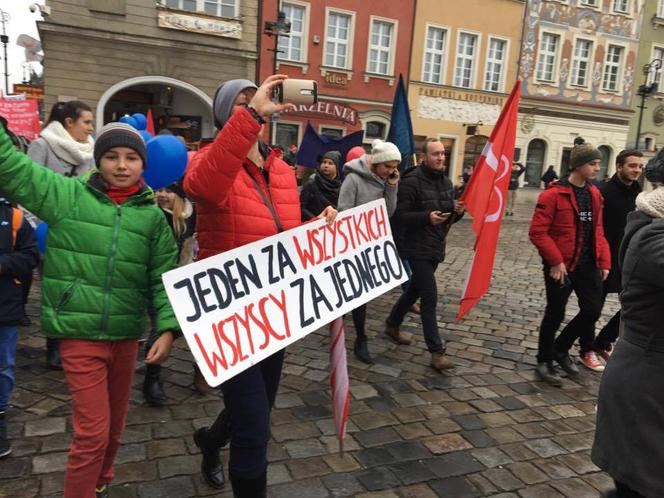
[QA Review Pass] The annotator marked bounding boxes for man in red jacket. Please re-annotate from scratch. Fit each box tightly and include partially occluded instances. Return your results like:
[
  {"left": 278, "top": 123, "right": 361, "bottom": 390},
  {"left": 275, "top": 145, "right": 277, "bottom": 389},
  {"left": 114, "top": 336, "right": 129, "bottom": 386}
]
[
  {"left": 184, "top": 75, "right": 336, "bottom": 497},
  {"left": 529, "top": 139, "right": 611, "bottom": 386}
]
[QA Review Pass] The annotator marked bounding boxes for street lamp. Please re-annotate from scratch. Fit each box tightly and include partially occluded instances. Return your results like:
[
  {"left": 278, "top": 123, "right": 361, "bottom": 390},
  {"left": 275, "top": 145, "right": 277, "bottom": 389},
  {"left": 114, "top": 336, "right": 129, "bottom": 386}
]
[
  {"left": 264, "top": 11, "right": 290, "bottom": 141},
  {"left": 0, "top": 9, "right": 10, "bottom": 95},
  {"left": 635, "top": 58, "right": 663, "bottom": 150}
]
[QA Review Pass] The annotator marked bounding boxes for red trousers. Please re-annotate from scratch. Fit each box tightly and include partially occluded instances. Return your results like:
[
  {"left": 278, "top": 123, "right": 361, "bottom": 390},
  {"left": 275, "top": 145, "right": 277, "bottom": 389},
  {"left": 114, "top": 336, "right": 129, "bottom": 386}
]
[{"left": 60, "top": 339, "right": 138, "bottom": 498}]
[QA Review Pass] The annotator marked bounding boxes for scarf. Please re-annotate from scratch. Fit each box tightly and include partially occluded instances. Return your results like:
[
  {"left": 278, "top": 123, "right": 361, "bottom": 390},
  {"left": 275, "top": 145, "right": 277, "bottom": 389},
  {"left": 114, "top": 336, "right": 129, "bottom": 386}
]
[
  {"left": 106, "top": 184, "right": 142, "bottom": 205},
  {"left": 314, "top": 171, "right": 341, "bottom": 207},
  {"left": 40, "top": 121, "right": 94, "bottom": 166},
  {"left": 635, "top": 186, "right": 664, "bottom": 219}
]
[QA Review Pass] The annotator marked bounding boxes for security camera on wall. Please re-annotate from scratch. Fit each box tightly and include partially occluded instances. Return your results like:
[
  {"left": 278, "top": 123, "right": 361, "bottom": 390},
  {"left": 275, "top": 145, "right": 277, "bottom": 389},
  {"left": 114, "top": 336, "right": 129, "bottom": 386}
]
[{"left": 29, "top": 4, "right": 51, "bottom": 16}]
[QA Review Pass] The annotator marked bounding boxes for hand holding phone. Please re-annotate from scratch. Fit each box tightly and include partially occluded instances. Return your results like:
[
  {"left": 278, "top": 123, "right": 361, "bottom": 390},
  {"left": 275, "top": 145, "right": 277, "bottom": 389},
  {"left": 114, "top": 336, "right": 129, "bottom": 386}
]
[
  {"left": 430, "top": 211, "right": 450, "bottom": 225},
  {"left": 386, "top": 169, "right": 400, "bottom": 185},
  {"left": 273, "top": 79, "right": 318, "bottom": 105}
]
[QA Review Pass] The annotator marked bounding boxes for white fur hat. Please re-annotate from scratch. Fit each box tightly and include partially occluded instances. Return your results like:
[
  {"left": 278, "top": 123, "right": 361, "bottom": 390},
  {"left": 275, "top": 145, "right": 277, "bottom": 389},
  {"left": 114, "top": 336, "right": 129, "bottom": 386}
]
[{"left": 371, "top": 139, "right": 401, "bottom": 164}]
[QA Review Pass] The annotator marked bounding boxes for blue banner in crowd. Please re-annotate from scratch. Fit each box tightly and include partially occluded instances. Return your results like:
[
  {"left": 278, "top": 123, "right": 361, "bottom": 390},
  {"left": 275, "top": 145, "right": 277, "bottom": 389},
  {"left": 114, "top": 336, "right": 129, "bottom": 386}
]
[
  {"left": 387, "top": 74, "right": 415, "bottom": 171},
  {"left": 295, "top": 123, "right": 365, "bottom": 168}
]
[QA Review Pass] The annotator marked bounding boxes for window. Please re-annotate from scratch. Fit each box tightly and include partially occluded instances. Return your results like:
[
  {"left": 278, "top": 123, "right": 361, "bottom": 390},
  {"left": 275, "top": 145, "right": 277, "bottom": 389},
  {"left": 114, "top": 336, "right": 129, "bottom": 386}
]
[
  {"left": 580, "top": 0, "right": 598, "bottom": 6},
  {"left": 613, "top": 0, "right": 629, "bottom": 13},
  {"left": 598, "top": 146, "right": 611, "bottom": 180},
  {"left": 365, "top": 121, "right": 386, "bottom": 140},
  {"left": 602, "top": 45, "right": 624, "bottom": 91},
  {"left": 525, "top": 139, "right": 546, "bottom": 187},
  {"left": 571, "top": 39, "right": 593, "bottom": 87},
  {"left": 278, "top": 3, "right": 306, "bottom": 62},
  {"left": 325, "top": 11, "right": 352, "bottom": 69},
  {"left": 164, "top": 0, "right": 238, "bottom": 17},
  {"left": 274, "top": 122, "right": 300, "bottom": 149},
  {"left": 454, "top": 32, "right": 478, "bottom": 88},
  {"left": 484, "top": 38, "right": 507, "bottom": 92},
  {"left": 659, "top": 0, "right": 664, "bottom": 17},
  {"left": 652, "top": 46, "right": 664, "bottom": 88},
  {"left": 320, "top": 127, "right": 344, "bottom": 138},
  {"left": 536, "top": 33, "right": 559, "bottom": 82},
  {"left": 422, "top": 26, "right": 446, "bottom": 84},
  {"left": 368, "top": 19, "right": 395, "bottom": 75}
]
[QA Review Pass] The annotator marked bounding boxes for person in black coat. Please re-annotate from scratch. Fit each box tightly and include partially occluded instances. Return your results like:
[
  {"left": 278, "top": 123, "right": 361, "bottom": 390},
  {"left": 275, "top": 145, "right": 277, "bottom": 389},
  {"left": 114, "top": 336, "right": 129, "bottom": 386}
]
[
  {"left": 506, "top": 162, "right": 525, "bottom": 215},
  {"left": 592, "top": 153, "right": 664, "bottom": 498},
  {"left": 593, "top": 150, "right": 643, "bottom": 358},
  {"left": 387, "top": 138, "right": 465, "bottom": 371},
  {"left": 541, "top": 165, "right": 558, "bottom": 188},
  {"left": 300, "top": 151, "right": 342, "bottom": 221},
  {"left": 0, "top": 196, "right": 39, "bottom": 457}
]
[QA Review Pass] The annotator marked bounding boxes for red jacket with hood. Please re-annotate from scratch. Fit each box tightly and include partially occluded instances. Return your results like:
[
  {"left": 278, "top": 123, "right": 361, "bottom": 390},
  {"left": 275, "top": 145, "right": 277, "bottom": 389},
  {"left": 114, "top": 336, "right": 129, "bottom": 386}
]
[
  {"left": 529, "top": 179, "right": 611, "bottom": 271},
  {"left": 184, "top": 107, "right": 301, "bottom": 260}
]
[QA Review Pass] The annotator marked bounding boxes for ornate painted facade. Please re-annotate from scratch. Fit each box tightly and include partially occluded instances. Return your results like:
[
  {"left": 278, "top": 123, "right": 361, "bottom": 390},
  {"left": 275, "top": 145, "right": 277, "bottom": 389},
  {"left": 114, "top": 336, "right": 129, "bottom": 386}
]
[{"left": 517, "top": 0, "right": 645, "bottom": 186}]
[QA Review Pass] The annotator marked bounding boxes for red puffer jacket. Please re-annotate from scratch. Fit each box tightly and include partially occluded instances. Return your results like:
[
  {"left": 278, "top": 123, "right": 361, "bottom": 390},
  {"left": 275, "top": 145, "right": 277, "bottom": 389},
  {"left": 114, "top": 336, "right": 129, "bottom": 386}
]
[
  {"left": 184, "top": 107, "right": 301, "bottom": 260},
  {"left": 529, "top": 180, "right": 611, "bottom": 272}
]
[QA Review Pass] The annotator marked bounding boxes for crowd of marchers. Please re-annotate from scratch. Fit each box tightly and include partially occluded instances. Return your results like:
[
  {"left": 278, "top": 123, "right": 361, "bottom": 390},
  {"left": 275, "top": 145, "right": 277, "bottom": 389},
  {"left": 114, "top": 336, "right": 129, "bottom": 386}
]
[{"left": 1, "top": 74, "right": 664, "bottom": 498}]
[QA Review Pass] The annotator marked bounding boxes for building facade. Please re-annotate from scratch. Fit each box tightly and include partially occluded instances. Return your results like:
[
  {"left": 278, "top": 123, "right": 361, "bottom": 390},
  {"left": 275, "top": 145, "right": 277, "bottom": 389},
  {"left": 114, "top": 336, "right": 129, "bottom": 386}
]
[
  {"left": 408, "top": 0, "right": 525, "bottom": 183},
  {"left": 258, "top": 0, "right": 415, "bottom": 149},
  {"left": 40, "top": 0, "right": 260, "bottom": 144},
  {"left": 517, "top": 0, "right": 644, "bottom": 187},
  {"left": 627, "top": 0, "right": 664, "bottom": 156}
]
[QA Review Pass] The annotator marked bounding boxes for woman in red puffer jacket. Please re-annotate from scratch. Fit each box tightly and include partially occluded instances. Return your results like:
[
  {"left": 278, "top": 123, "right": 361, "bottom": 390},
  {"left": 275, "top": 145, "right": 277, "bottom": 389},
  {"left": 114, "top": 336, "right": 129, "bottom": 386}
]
[{"left": 184, "top": 75, "right": 336, "bottom": 497}]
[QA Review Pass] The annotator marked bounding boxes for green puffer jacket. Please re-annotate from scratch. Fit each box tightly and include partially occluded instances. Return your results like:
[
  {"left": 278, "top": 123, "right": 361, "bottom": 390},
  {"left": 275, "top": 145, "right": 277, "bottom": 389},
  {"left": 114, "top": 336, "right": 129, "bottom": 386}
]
[{"left": 0, "top": 125, "right": 179, "bottom": 340}]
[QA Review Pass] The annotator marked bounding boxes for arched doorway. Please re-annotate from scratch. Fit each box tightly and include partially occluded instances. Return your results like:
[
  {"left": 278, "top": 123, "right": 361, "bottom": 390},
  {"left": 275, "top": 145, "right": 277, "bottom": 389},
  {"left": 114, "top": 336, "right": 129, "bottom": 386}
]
[
  {"left": 525, "top": 139, "right": 546, "bottom": 187},
  {"left": 463, "top": 135, "right": 489, "bottom": 179},
  {"left": 96, "top": 76, "right": 214, "bottom": 146},
  {"left": 598, "top": 145, "right": 611, "bottom": 180}
]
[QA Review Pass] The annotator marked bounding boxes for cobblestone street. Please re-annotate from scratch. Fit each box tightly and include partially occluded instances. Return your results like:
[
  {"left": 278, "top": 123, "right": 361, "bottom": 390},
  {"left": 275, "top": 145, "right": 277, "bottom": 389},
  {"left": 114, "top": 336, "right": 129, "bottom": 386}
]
[{"left": 0, "top": 190, "right": 618, "bottom": 498}]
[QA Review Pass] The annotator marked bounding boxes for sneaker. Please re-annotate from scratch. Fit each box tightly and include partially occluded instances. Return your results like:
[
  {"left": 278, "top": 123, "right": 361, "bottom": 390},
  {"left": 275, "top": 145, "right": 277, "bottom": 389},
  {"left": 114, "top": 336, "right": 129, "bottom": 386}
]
[
  {"left": 555, "top": 353, "right": 580, "bottom": 376},
  {"left": 95, "top": 485, "right": 108, "bottom": 498},
  {"left": 535, "top": 362, "right": 563, "bottom": 387},
  {"left": 594, "top": 347, "right": 612, "bottom": 363},
  {"left": 580, "top": 351, "right": 605, "bottom": 372}
]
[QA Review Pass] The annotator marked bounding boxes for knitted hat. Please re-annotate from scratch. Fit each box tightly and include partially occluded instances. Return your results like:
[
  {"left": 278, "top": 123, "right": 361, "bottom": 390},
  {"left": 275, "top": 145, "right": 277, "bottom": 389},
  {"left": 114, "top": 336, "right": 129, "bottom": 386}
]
[
  {"left": 213, "top": 79, "right": 258, "bottom": 129},
  {"left": 645, "top": 148, "right": 664, "bottom": 184},
  {"left": 94, "top": 122, "right": 147, "bottom": 167},
  {"left": 319, "top": 150, "right": 341, "bottom": 168},
  {"left": 371, "top": 139, "right": 401, "bottom": 164},
  {"left": 570, "top": 137, "right": 601, "bottom": 169}
]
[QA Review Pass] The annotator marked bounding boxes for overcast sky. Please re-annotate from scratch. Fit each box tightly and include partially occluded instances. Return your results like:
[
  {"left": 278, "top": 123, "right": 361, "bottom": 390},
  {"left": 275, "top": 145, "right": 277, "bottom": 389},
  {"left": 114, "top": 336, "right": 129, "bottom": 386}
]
[{"left": 1, "top": 0, "right": 43, "bottom": 94}]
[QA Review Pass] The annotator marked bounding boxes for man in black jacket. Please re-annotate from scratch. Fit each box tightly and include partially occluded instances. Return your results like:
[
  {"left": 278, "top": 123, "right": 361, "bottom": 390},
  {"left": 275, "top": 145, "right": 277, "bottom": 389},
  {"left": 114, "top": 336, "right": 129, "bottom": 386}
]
[
  {"left": 386, "top": 138, "right": 465, "bottom": 371},
  {"left": 0, "top": 196, "right": 39, "bottom": 457},
  {"left": 594, "top": 149, "right": 643, "bottom": 359}
]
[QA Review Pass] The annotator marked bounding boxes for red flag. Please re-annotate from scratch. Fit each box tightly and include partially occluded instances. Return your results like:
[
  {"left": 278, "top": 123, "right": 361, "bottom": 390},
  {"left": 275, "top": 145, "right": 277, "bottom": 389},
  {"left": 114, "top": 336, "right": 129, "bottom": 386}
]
[
  {"left": 457, "top": 80, "right": 521, "bottom": 321},
  {"left": 329, "top": 317, "right": 350, "bottom": 451},
  {"left": 146, "top": 108, "right": 156, "bottom": 135}
]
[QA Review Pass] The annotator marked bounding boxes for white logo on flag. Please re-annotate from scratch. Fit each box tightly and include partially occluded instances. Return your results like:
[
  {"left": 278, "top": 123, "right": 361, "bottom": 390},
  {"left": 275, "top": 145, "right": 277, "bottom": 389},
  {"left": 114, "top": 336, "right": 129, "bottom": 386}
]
[{"left": 481, "top": 141, "right": 510, "bottom": 223}]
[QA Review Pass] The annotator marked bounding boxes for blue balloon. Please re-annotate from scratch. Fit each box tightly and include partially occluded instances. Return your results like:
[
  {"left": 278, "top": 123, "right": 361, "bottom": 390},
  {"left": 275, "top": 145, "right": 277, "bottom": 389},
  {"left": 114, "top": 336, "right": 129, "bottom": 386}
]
[
  {"left": 139, "top": 130, "right": 153, "bottom": 143},
  {"left": 144, "top": 135, "right": 188, "bottom": 190},
  {"left": 35, "top": 222, "right": 48, "bottom": 254},
  {"left": 132, "top": 113, "right": 148, "bottom": 131},
  {"left": 119, "top": 115, "right": 138, "bottom": 129}
]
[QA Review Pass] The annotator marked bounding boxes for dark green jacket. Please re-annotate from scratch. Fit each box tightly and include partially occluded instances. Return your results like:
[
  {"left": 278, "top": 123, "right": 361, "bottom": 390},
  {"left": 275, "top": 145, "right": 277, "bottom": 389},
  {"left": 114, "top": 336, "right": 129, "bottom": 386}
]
[{"left": 0, "top": 125, "right": 179, "bottom": 340}]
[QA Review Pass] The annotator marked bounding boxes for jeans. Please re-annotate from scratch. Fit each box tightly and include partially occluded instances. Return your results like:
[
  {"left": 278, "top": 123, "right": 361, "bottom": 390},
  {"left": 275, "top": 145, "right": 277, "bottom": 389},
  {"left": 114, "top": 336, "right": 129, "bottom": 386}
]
[
  {"left": 352, "top": 304, "right": 367, "bottom": 340},
  {"left": 60, "top": 339, "right": 138, "bottom": 498},
  {"left": 221, "top": 350, "right": 284, "bottom": 479},
  {"left": 537, "top": 263, "right": 603, "bottom": 363},
  {"left": 0, "top": 326, "right": 18, "bottom": 412},
  {"left": 594, "top": 287, "right": 621, "bottom": 351},
  {"left": 387, "top": 259, "right": 444, "bottom": 353},
  {"left": 400, "top": 258, "right": 413, "bottom": 292}
]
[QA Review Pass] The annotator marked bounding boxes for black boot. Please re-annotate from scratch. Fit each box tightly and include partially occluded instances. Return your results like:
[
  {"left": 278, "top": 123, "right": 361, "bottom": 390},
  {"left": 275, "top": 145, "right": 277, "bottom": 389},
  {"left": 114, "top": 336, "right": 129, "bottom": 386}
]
[
  {"left": 194, "top": 409, "right": 231, "bottom": 489},
  {"left": 353, "top": 337, "right": 373, "bottom": 364},
  {"left": 230, "top": 471, "right": 267, "bottom": 498},
  {"left": 143, "top": 364, "right": 167, "bottom": 406},
  {"left": 555, "top": 352, "right": 580, "bottom": 376},
  {"left": 0, "top": 411, "right": 11, "bottom": 458},
  {"left": 46, "top": 338, "right": 63, "bottom": 370},
  {"left": 535, "top": 362, "right": 563, "bottom": 387}
]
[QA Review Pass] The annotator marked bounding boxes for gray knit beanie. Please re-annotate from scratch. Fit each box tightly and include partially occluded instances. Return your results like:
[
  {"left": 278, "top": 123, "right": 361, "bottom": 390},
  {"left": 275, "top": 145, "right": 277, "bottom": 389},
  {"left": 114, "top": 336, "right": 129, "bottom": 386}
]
[
  {"left": 213, "top": 79, "right": 258, "bottom": 129},
  {"left": 94, "top": 122, "right": 147, "bottom": 167}
]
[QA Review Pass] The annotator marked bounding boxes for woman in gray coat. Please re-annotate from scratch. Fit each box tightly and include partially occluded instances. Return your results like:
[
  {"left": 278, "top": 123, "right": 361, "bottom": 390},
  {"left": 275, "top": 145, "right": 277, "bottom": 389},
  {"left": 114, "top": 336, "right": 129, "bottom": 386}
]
[
  {"left": 27, "top": 100, "right": 95, "bottom": 369},
  {"left": 337, "top": 139, "right": 407, "bottom": 364},
  {"left": 592, "top": 154, "right": 664, "bottom": 498}
]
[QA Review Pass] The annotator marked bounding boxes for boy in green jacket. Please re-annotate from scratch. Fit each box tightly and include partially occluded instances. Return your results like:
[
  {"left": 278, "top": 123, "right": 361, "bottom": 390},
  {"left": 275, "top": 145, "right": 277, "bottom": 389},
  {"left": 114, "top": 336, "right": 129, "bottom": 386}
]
[{"left": 0, "top": 121, "right": 179, "bottom": 498}]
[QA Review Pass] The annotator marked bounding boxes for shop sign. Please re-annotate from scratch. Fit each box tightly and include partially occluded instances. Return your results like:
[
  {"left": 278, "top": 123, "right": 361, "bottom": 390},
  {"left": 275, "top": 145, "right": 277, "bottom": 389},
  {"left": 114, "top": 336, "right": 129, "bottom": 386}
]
[
  {"left": 13, "top": 84, "right": 44, "bottom": 101},
  {"left": 324, "top": 72, "right": 348, "bottom": 86},
  {"left": 418, "top": 86, "right": 505, "bottom": 106},
  {"left": 283, "top": 101, "right": 358, "bottom": 125},
  {"left": 158, "top": 9, "right": 242, "bottom": 39}
]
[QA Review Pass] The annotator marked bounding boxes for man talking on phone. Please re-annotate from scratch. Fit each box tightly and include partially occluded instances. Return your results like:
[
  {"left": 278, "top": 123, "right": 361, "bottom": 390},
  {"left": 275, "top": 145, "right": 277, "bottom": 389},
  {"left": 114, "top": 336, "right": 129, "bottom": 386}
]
[
  {"left": 386, "top": 137, "right": 465, "bottom": 371},
  {"left": 529, "top": 138, "right": 611, "bottom": 386}
]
